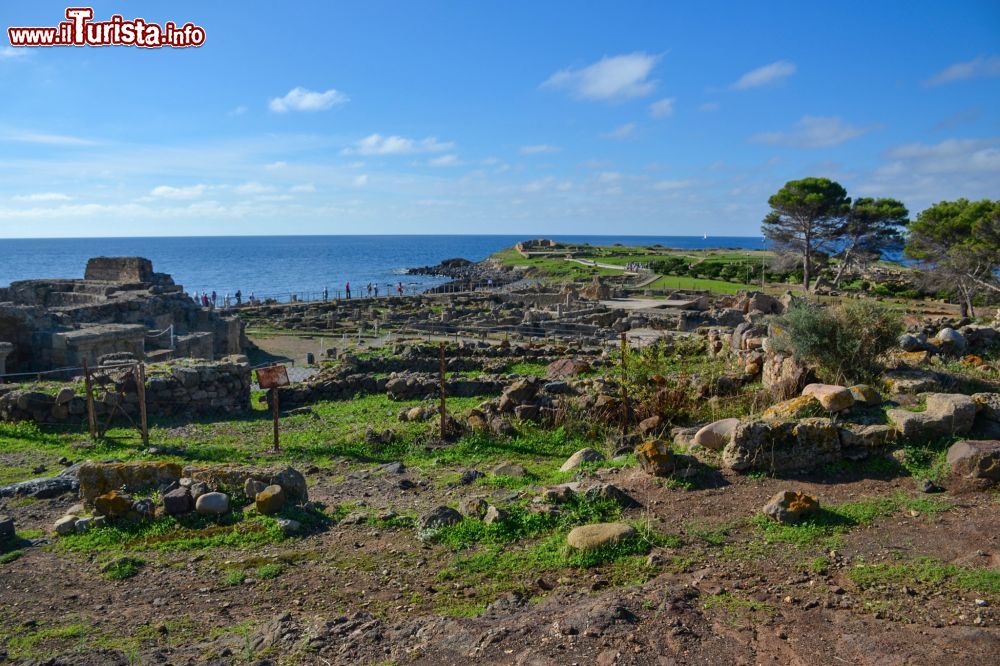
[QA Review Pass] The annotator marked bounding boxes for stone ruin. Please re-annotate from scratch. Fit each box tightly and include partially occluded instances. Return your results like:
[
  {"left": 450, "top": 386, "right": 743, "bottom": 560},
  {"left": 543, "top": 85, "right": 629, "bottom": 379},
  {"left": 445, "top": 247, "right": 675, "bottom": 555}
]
[{"left": 0, "top": 257, "right": 244, "bottom": 376}]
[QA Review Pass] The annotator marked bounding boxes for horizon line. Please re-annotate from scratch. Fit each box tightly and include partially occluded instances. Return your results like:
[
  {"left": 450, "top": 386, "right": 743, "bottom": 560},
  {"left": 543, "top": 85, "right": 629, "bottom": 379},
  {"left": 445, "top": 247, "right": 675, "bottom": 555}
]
[{"left": 0, "top": 233, "right": 766, "bottom": 241}]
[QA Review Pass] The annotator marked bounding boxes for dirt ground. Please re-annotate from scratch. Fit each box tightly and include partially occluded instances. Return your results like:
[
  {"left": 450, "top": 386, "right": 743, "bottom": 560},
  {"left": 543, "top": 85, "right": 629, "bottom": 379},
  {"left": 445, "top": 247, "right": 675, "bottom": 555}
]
[{"left": 2, "top": 457, "right": 997, "bottom": 665}]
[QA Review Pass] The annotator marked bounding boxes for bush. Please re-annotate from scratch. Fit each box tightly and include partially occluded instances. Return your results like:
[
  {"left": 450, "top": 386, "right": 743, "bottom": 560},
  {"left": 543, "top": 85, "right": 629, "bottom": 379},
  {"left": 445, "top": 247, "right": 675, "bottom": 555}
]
[{"left": 770, "top": 300, "right": 903, "bottom": 384}]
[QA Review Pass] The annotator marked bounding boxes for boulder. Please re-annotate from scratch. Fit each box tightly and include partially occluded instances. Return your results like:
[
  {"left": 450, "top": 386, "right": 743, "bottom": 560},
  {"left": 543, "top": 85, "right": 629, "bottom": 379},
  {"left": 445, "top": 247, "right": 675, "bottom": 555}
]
[
  {"left": 483, "top": 505, "right": 507, "bottom": 525},
  {"left": 838, "top": 424, "right": 896, "bottom": 454},
  {"left": 255, "top": 485, "right": 286, "bottom": 515},
  {"left": 459, "top": 496, "right": 488, "bottom": 518},
  {"left": 78, "top": 461, "right": 182, "bottom": 506},
  {"left": 762, "top": 490, "right": 819, "bottom": 524},
  {"left": 560, "top": 448, "right": 605, "bottom": 472},
  {"left": 883, "top": 369, "right": 944, "bottom": 395},
  {"left": 898, "top": 334, "right": 925, "bottom": 352},
  {"left": 692, "top": 418, "right": 740, "bottom": 450},
  {"left": 503, "top": 378, "right": 540, "bottom": 404},
  {"left": 935, "top": 328, "right": 966, "bottom": 355},
  {"left": 567, "top": 523, "right": 636, "bottom": 551},
  {"left": 723, "top": 418, "right": 841, "bottom": 473},
  {"left": 244, "top": 478, "right": 267, "bottom": 499},
  {"left": 761, "top": 395, "right": 823, "bottom": 421},
  {"left": 635, "top": 439, "right": 674, "bottom": 477},
  {"left": 848, "top": 385, "right": 881, "bottom": 406},
  {"left": 162, "top": 487, "right": 193, "bottom": 516},
  {"left": 638, "top": 415, "right": 663, "bottom": 437},
  {"left": 0, "top": 516, "right": 14, "bottom": 543},
  {"left": 947, "top": 440, "right": 1000, "bottom": 485},
  {"left": 93, "top": 490, "right": 133, "bottom": 519},
  {"left": 546, "top": 359, "right": 590, "bottom": 380},
  {"left": 195, "top": 492, "right": 230, "bottom": 516},
  {"left": 419, "top": 505, "right": 463, "bottom": 530},
  {"left": 887, "top": 393, "right": 976, "bottom": 442},
  {"left": 492, "top": 462, "right": 527, "bottom": 478},
  {"left": 802, "top": 384, "right": 855, "bottom": 412},
  {"left": 584, "top": 483, "right": 640, "bottom": 509},
  {"left": 54, "top": 515, "right": 77, "bottom": 536},
  {"left": 762, "top": 354, "right": 814, "bottom": 396},
  {"left": 271, "top": 466, "right": 308, "bottom": 502},
  {"left": 973, "top": 393, "right": 1000, "bottom": 423}
]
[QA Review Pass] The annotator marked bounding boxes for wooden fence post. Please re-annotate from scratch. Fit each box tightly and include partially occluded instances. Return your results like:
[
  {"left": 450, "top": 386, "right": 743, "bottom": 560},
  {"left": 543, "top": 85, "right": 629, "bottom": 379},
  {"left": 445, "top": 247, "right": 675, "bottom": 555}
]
[
  {"left": 136, "top": 362, "right": 149, "bottom": 447},
  {"left": 83, "top": 359, "right": 97, "bottom": 441}
]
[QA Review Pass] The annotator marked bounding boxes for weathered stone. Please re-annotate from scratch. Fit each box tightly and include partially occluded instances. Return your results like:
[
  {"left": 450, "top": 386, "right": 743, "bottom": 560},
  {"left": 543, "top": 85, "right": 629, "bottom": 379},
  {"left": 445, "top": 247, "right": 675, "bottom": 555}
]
[
  {"left": 802, "top": 384, "right": 855, "bottom": 412},
  {"left": 162, "top": 487, "right": 193, "bottom": 516},
  {"left": 419, "top": 505, "right": 463, "bottom": 530},
  {"left": 514, "top": 404, "right": 540, "bottom": 421},
  {"left": 638, "top": 415, "right": 663, "bottom": 437},
  {"left": 560, "top": 447, "right": 605, "bottom": 472},
  {"left": 195, "top": 492, "right": 230, "bottom": 515},
  {"left": 838, "top": 424, "right": 896, "bottom": 453},
  {"left": 635, "top": 439, "right": 674, "bottom": 477},
  {"left": 492, "top": 462, "right": 527, "bottom": 478},
  {"left": 183, "top": 465, "right": 308, "bottom": 503},
  {"left": 887, "top": 393, "right": 976, "bottom": 442},
  {"left": 723, "top": 418, "right": 841, "bottom": 473},
  {"left": 761, "top": 395, "right": 823, "bottom": 421},
  {"left": 277, "top": 518, "right": 301, "bottom": 536},
  {"left": 483, "top": 505, "right": 507, "bottom": 525},
  {"left": 762, "top": 490, "right": 819, "bottom": 524},
  {"left": 244, "top": 478, "right": 267, "bottom": 499},
  {"left": 0, "top": 516, "right": 14, "bottom": 543},
  {"left": 93, "top": 490, "right": 133, "bottom": 519},
  {"left": 762, "top": 354, "right": 814, "bottom": 396},
  {"left": 78, "top": 461, "right": 182, "bottom": 506},
  {"left": 898, "top": 334, "right": 924, "bottom": 352},
  {"left": 459, "top": 496, "right": 488, "bottom": 518},
  {"left": 546, "top": 358, "right": 590, "bottom": 380},
  {"left": 54, "top": 515, "right": 77, "bottom": 536},
  {"left": 883, "top": 369, "right": 944, "bottom": 394},
  {"left": 255, "top": 485, "right": 286, "bottom": 515},
  {"left": 848, "top": 385, "right": 881, "bottom": 405},
  {"left": 503, "top": 378, "right": 540, "bottom": 404},
  {"left": 270, "top": 466, "right": 308, "bottom": 502},
  {"left": 692, "top": 418, "right": 740, "bottom": 451},
  {"left": 585, "top": 483, "right": 640, "bottom": 509},
  {"left": 541, "top": 484, "right": 577, "bottom": 503},
  {"left": 935, "top": 327, "right": 966, "bottom": 355},
  {"left": 973, "top": 393, "right": 1000, "bottom": 422},
  {"left": 898, "top": 350, "right": 931, "bottom": 365},
  {"left": 947, "top": 440, "right": 1000, "bottom": 485},
  {"left": 566, "top": 523, "right": 636, "bottom": 551}
]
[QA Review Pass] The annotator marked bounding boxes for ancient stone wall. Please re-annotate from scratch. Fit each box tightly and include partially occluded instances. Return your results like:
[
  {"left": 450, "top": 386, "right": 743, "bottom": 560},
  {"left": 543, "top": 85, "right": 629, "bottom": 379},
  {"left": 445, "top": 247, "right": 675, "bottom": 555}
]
[{"left": 84, "top": 257, "right": 154, "bottom": 283}]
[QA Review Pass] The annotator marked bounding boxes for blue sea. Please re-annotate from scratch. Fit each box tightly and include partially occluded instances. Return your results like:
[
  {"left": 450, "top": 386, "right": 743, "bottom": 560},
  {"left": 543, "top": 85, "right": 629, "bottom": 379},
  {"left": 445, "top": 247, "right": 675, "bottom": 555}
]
[{"left": 0, "top": 235, "right": 767, "bottom": 301}]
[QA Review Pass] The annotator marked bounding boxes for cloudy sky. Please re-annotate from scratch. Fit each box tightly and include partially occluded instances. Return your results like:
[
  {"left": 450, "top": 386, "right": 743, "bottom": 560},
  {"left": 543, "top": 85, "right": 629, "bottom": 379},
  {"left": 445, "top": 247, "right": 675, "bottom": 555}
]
[{"left": 0, "top": 1, "right": 998, "bottom": 238}]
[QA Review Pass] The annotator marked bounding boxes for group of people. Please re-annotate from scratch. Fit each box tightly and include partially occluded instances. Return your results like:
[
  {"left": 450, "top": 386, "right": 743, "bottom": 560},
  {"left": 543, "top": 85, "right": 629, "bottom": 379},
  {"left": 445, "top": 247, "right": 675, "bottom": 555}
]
[
  {"left": 192, "top": 289, "right": 252, "bottom": 309},
  {"left": 324, "top": 282, "right": 407, "bottom": 301},
  {"left": 624, "top": 262, "right": 649, "bottom": 272}
]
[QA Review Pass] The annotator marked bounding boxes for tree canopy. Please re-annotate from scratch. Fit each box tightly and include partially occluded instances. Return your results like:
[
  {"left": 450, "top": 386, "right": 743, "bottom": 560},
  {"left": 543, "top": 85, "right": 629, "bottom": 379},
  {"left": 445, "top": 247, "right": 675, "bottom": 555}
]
[{"left": 832, "top": 197, "right": 909, "bottom": 287}]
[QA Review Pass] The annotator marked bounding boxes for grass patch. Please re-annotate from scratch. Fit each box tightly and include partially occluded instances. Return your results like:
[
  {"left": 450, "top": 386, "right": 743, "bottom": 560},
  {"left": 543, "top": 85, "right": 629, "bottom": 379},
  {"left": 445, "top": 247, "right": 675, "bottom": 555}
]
[
  {"left": 223, "top": 570, "right": 247, "bottom": 586},
  {"left": 101, "top": 556, "right": 144, "bottom": 580},
  {"left": 256, "top": 563, "right": 284, "bottom": 579},
  {"left": 849, "top": 557, "right": 1000, "bottom": 595}
]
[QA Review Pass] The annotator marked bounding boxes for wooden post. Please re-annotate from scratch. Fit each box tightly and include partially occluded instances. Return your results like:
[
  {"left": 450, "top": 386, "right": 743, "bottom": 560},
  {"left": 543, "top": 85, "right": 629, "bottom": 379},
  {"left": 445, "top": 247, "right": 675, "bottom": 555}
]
[
  {"left": 439, "top": 342, "right": 447, "bottom": 440},
  {"left": 271, "top": 388, "right": 281, "bottom": 451},
  {"left": 83, "top": 359, "right": 97, "bottom": 441},
  {"left": 620, "top": 332, "right": 629, "bottom": 436},
  {"left": 136, "top": 362, "right": 149, "bottom": 447}
]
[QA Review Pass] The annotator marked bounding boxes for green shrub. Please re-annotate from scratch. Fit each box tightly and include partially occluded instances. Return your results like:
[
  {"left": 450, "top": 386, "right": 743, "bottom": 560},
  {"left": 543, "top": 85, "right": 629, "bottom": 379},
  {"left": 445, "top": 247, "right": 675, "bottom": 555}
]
[{"left": 770, "top": 300, "right": 903, "bottom": 384}]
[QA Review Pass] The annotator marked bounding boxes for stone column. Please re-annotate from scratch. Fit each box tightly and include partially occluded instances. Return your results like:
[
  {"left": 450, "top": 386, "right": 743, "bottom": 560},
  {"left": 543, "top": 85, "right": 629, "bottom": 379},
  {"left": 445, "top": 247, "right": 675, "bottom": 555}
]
[{"left": 0, "top": 342, "right": 13, "bottom": 378}]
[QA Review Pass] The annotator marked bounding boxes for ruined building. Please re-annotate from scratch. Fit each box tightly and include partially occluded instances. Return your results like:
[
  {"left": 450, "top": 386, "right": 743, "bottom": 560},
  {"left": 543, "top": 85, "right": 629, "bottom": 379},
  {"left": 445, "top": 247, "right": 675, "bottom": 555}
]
[{"left": 0, "top": 257, "right": 243, "bottom": 375}]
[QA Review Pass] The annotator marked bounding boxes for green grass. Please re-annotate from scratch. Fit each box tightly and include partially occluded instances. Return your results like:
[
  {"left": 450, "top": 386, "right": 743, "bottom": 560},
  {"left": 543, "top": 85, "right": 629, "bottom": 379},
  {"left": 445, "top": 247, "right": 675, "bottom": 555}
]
[
  {"left": 506, "top": 361, "right": 549, "bottom": 378},
  {"left": 849, "top": 557, "right": 1000, "bottom": 595},
  {"left": 255, "top": 562, "right": 284, "bottom": 579},
  {"left": 101, "top": 556, "right": 144, "bottom": 580},
  {"left": 223, "top": 569, "right": 247, "bottom": 586},
  {"left": 1, "top": 622, "right": 90, "bottom": 660},
  {"left": 702, "top": 592, "right": 776, "bottom": 615}
]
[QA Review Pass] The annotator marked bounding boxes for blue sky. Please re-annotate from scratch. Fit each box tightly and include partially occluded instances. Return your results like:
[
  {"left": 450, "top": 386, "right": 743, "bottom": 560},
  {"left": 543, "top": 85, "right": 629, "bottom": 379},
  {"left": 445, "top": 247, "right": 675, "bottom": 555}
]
[{"left": 0, "top": 0, "right": 997, "bottom": 238}]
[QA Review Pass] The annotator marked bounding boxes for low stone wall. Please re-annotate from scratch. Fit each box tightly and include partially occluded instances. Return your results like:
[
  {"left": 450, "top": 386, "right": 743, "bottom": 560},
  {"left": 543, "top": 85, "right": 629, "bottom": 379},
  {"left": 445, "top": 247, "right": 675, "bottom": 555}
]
[{"left": 0, "top": 356, "right": 251, "bottom": 425}]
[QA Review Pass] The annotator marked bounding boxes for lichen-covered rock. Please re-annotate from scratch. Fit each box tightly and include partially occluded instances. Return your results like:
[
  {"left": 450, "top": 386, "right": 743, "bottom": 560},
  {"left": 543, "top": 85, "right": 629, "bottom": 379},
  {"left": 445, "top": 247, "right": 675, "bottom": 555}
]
[
  {"left": 560, "top": 448, "right": 605, "bottom": 472},
  {"left": 635, "top": 439, "right": 674, "bottom": 477},
  {"left": 183, "top": 465, "right": 308, "bottom": 503},
  {"left": 78, "top": 461, "right": 182, "bottom": 506},
  {"left": 802, "top": 384, "right": 855, "bottom": 412},
  {"left": 887, "top": 393, "right": 976, "bottom": 442},
  {"left": 567, "top": 523, "right": 636, "bottom": 551},
  {"left": 459, "top": 496, "right": 488, "bottom": 518},
  {"left": 882, "top": 369, "right": 944, "bottom": 394},
  {"left": 761, "top": 395, "right": 823, "bottom": 421},
  {"left": 848, "top": 385, "right": 881, "bottom": 405},
  {"left": 762, "top": 490, "right": 819, "bottom": 524},
  {"left": 838, "top": 424, "right": 896, "bottom": 453},
  {"left": 92, "top": 490, "right": 132, "bottom": 519},
  {"left": 723, "top": 418, "right": 841, "bottom": 473},
  {"left": 973, "top": 393, "right": 1000, "bottom": 423},
  {"left": 255, "top": 485, "right": 286, "bottom": 515}
]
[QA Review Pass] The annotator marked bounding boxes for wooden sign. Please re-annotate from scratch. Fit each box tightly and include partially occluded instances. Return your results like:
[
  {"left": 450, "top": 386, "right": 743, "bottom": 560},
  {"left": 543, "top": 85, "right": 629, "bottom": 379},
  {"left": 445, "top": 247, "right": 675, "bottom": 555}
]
[{"left": 256, "top": 365, "right": 289, "bottom": 390}]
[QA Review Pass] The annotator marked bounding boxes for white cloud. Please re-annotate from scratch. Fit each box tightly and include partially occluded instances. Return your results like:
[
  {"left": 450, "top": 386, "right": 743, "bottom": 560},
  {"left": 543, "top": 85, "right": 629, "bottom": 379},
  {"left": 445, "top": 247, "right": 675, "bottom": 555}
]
[
  {"left": 264, "top": 161, "right": 287, "bottom": 170},
  {"left": 1, "top": 47, "right": 28, "bottom": 60},
  {"left": 290, "top": 183, "right": 316, "bottom": 193},
  {"left": 519, "top": 144, "right": 561, "bottom": 155},
  {"left": 150, "top": 184, "right": 206, "bottom": 199},
  {"left": 699, "top": 102, "right": 720, "bottom": 112},
  {"left": 883, "top": 138, "right": 1000, "bottom": 173},
  {"left": 649, "top": 98, "right": 675, "bottom": 118},
  {"left": 523, "top": 176, "right": 573, "bottom": 193},
  {"left": 343, "top": 133, "right": 454, "bottom": 156},
  {"left": 1, "top": 129, "right": 96, "bottom": 146},
  {"left": 652, "top": 179, "right": 695, "bottom": 190},
  {"left": 924, "top": 55, "right": 1000, "bottom": 86},
  {"left": 749, "top": 116, "right": 870, "bottom": 148},
  {"left": 229, "top": 105, "right": 248, "bottom": 117},
  {"left": 234, "top": 181, "right": 275, "bottom": 195},
  {"left": 602, "top": 122, "right": 636, "bottom": 140},
  {"left": 731, "top": 60, "right": 796, "bottom": 90},
  {"left": 12, "top": 192, "right": 72, "bottom": 202},
  {"left": 353, "top": 174, "right": 369, "bottom": 187},
  {"left": 542, "top": 52, "right": 659, "bottom": 101},
  {"left": 268, "top": 87, "right": 349, "bottom": 113},
  {"left": 428, "top": 154, "right": 462, "bottom": 167},
  {"left": 598, "top": 171, "right": 622, "bottom": 183}
]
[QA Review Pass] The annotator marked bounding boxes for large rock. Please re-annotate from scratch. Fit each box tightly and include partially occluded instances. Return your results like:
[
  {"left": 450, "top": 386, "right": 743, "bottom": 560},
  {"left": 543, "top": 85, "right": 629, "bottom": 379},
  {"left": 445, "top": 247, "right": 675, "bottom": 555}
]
[
  {"left": 567, "top": 523, "right": 636, "bottom": 551},
  {"left": 762, "top": 490, "right": 819, "bottom": 524},
  {"left": 934, "top": 328, "right": 966, "bottom": 355},
  {"left": 0, "top": 516, "right": 14, "bottom": 543},
  {"left": 546, "top": 359, "right": 590, "bottom": 380},
  {"left": 848, "top": 385, "right": 881, "bottom": 406},
  {"left": 54, "top": 515, "right": 77, "bottom": 536},
  {"left": 502, "top": 378, "right": 540, "bottom": 405},
  {"left": 762, "top": 354, "right": 814, "bottom": 396},
  {"left": 692, "top": 418, "right": 739, "bottom": 450},
  {"left": 887, "top": 393, "right": 976, "bottom": 442},
  {"left": 802, "top": 384, "right": 855, "bottom": 412},
  {"left": 492, "top": 462, "right": 527, "bottom": 478},
  {"left": 255, "top": 485, "right": 286, "bottom": 515},
  {"left": 93, "top": 490, "right": 133, "bottom": 519},
  {"left": 560, "top": 448, "right": 605, "bottom": 472},
  {"left": 419, "top": 505, "right": 463, "bottom": 530},
  {"left": 973, "top": 393, "right": 1000, "bottom": 423},
  {"left": 838, "top": 424, "right": 896, "bottom": 455},
  {"left": 635, "top": 439, "right": 674, "bottom": 477},
  {"left": 183, "top": 465, "right": 308, "bottom": 503},
  {"left": 162, "top": 487, "right": 193, "bottom": 516},
  {"left": 195, "top": 492, "right": 230, "bottom": 515},
  {"left": 723, "top": 418, "right": 841, "bottom": 473},
  {"left": 78, "top": 461, "right": 182, "bottom": 506},
  {"left": 883, "top": 369, "right": 944, "bottom": 394},
  {"left": 947, "top": 440, "right": 1000, "bottom": 486},
  {"left": 761, "top": 395, "right": 823, "bottom": 420}
]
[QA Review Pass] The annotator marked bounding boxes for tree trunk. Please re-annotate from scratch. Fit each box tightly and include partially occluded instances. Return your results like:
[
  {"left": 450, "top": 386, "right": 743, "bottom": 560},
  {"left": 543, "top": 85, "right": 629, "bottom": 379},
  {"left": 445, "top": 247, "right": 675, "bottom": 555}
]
[
  {"left": 803, "top": 244, "right": 812, "bottom": 291},
  {"left": 833, "top": 242, "right": 855, "bottom": 288}
]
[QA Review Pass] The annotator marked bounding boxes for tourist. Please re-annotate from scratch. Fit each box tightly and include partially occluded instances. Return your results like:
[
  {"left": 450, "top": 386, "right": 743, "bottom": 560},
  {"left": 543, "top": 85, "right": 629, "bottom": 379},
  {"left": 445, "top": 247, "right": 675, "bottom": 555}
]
[
  {"left": 211, "top": 290, "right": 217, "bottom": 307},
  {"left": 323, "top": 287, "right": 328, "bottom": 302},
  {"left": 367, "top": 282, "right": 373, "bottom": 298},
  {"left": 374, "top": 284, "right": 379, "bottom": 298},
  {"left": 202, "top": 293, "right": 209, "bottom": 308},
  {"left": 397, "top": 282, "right": 403, "bottom": 297},
  {"left": 235, "top": 290, "right": 242, "bottom": 305},
  {"left": 249, "top": 291, "right": 255, "bottom": 305},
  {"left": 224, "top": 293, "right": 230, "bottom": 308},
  {"left": 345, "top": 282, "right": 351, "bottom": 299}
]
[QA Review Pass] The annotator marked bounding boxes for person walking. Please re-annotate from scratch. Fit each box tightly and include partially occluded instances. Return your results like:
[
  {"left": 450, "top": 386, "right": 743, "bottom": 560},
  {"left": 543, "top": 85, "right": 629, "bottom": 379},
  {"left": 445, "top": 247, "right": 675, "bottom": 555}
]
[
  {"left": 345, "top": 282, "right": 351, "bottom": 300},
  {"left": 374, "top": 284, "right": 379, "bottom": 298},
  {"left": 367, "top": 282, "right": 373, "bottom": 298},
  {"left": 235, "top": 290, "right": 242, "bottom": 305},
  {"left": 211, "top": 290, "right": 217, "bottom": 307},
  {"left": 323, "top": 286, "right": 328, "bottom": 302},
  {"left": 249, "top": 291, "right": 255, "bottom": 305}
]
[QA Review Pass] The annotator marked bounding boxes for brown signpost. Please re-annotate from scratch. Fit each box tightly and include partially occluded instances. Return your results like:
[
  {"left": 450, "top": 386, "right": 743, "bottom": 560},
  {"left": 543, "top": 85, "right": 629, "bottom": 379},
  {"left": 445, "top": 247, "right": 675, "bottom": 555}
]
[{"left": 257, "top": 365, "right": 290, "bottom": 452}]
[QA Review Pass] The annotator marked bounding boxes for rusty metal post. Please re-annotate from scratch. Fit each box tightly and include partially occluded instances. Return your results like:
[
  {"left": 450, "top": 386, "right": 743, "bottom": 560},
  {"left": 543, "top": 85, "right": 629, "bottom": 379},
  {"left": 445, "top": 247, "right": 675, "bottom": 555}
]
[
  {"left": 439, "top": 342, "right": 447, "bottom": 439},
  {"left": 136, "top": 362, "right": 149, "bottom": 447},
  {"left": 83, "top": 359, "right": 97, "bottom": 441},
  {"left": 271, "top": 387, "right": 281, "bottom": 451}
]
